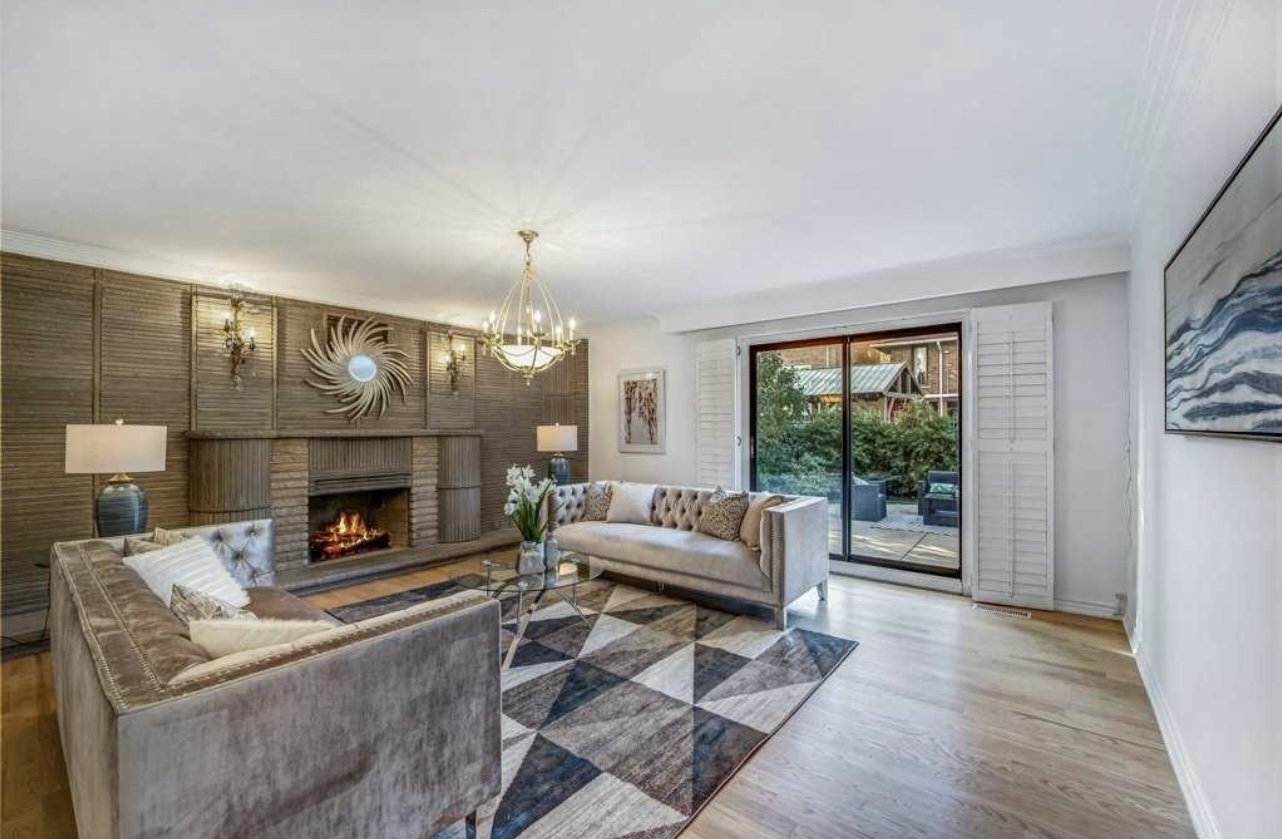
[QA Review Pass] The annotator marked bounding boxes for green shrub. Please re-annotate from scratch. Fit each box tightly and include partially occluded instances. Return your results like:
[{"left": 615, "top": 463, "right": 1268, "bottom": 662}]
[{"left": 755, "top": 358, "right": 958, "bottom": 498}]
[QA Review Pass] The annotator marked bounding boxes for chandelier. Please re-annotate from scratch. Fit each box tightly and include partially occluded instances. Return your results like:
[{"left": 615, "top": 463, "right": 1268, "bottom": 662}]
[{"left": 482, "top": 230, "right": 579, "bottom": 380}]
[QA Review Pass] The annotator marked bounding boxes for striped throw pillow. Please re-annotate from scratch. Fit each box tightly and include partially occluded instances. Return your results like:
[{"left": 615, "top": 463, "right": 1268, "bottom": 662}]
[{"left": 124, "top": 538, "right": 249, "bottom": 608}]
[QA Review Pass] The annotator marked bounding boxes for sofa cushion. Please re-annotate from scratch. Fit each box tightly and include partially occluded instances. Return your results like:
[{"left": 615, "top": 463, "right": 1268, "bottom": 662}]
[
  {"left": 244, "top": 586, "right": 341, "bottom": 624},
  {"left": 607, "top": 483, "right": 656, "bottom": 524},
  {"left": 556, "top": 521, "right": 766, "bottom": 590}
]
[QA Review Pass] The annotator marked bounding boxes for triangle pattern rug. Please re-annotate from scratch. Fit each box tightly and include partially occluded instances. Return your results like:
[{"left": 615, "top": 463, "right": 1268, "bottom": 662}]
[{"left": 330, "top": 579, "right": 858, "bottom": 839}]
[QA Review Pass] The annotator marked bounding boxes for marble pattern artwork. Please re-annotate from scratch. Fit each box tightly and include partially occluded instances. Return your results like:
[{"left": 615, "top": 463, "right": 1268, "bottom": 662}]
[{"left": 1166, "top": 107, "right": 1282, "bottom": 438}]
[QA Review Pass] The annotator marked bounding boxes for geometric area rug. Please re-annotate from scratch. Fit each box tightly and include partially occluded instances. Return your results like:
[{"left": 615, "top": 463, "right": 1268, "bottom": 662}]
[{"left": 330, "top": 579, "right": 858, "bottom": 839}]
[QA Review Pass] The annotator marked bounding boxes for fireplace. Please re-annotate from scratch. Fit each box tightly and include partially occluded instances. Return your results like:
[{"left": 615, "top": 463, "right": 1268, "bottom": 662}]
[{"left": 308, "top": 488, "right": 409, "bottom": 562}]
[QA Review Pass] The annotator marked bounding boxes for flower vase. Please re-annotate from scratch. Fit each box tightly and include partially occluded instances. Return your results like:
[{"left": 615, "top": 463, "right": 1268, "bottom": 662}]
[{"left": 517, "top": 540, "right": 545, "bottom": 575}]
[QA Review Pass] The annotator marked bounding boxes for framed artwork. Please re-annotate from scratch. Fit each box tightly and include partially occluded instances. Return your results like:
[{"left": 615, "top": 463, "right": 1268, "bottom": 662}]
[
  {"left": 1165, "top": 103, "right": 1282, "bottom": 440},
  {"left": 618, "top": 368, "right": 666, "bottom": 453}
]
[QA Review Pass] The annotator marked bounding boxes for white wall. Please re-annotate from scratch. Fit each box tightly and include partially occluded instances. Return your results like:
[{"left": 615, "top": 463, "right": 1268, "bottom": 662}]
[
  {"left": 1127, "top": 3, "right": 1281, "bottom": 837},
  {"left": 591, "top": 273, "right": 1132, "bottom": 617},
  {"left": 588, "top": 320, "right": 699, "bottom": 485}
]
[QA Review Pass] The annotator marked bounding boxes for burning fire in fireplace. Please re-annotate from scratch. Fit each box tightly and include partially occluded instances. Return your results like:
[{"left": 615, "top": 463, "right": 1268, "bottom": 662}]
[{"left": 309, "top": 510, "right": 392, "bottom": 561}]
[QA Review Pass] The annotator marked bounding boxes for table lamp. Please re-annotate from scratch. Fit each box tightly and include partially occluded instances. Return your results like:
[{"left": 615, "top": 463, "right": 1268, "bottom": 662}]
[
  {"left": 536, "top": 424, "right": 577, "bottom": 485},
  {"left": 65, "top": 419, "right": 167, "bottom": 537}
]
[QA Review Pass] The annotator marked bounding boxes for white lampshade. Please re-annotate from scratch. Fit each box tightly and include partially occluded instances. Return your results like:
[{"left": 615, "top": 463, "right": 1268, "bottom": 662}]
[
  {"left": 536, "top": 424, "right": 578, "bottom": 453},
  {"left": 65, "top": 422, "right": 167, "bottom": 475}
]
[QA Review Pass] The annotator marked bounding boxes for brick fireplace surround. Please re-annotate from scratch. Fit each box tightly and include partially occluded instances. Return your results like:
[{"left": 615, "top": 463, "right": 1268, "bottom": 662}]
[{"left": 188, "top": 430, "right": 482, "bottom": 576}]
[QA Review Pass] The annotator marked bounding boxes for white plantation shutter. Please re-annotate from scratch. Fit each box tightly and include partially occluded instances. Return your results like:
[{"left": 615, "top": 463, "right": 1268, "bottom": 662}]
[
  {"left": 971, "top": 302, "right": 1054, "bottom": 609},
  {"left": 696, "top": 338, "right": 739, "bottom": 489}
]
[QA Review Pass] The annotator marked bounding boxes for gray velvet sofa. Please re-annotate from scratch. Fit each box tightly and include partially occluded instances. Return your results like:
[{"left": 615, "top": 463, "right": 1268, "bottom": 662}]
[
  {"left": 549, "top": 484, "right": 829, "bottom": 628},
  {"left": 50, "top": 519, "right": 501, "bottom": 839}
]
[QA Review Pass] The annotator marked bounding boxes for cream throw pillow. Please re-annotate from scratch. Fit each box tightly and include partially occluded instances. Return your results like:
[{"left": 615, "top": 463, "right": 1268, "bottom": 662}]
[
  {"left": 123, "top": 538, "right": 249, "bottom": 608},
  {"left": 607, "top": 483, "right": 657, "bottom": 524},
  {"left": 740, "top": 494, "right": 784, "bottom": 549},
  {"left": 189, "top": 618, "right": 333, "bottom": 658}
]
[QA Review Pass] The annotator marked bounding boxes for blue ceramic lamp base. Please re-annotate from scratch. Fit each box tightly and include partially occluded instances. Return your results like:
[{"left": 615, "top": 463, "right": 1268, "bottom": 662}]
[
  {"left": 96, "top": 475, "right": 149, "bottom": 537},
  {"left": 547, "top": 454, "right": 570, "bottom": 486}
]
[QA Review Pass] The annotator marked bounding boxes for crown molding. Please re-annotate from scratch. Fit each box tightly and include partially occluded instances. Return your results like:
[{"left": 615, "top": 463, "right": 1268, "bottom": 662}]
[
  {"left": 654, "top": 235, "right": 1131, "bottom": 334},
  {"left": 0, "top": 229, "right": 474, "bottom": 329}
]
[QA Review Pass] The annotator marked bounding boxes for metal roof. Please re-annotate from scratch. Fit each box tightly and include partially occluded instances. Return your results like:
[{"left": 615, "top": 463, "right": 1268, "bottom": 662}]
[{"left": 791, "top": 363, "right": 921, "bottom": 397}]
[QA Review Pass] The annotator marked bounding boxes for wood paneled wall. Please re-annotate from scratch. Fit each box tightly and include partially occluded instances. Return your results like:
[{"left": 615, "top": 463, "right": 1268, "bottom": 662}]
[
  {"left": 0, "top": 252, "right": 590, "bottom": 618},
  {"left": 438, "top": 436, "right": 481, "bottom": 543}
]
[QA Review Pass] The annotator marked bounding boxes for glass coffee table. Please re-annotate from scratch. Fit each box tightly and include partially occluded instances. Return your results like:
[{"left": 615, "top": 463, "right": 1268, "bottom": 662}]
[{"left": 451, "top": 552, "right": 603, "bottom": 669}]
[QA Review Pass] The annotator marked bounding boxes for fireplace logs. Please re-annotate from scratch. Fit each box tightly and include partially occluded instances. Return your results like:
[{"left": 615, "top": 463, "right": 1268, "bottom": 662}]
[{"left": 309, "top": 510, "right": 392, "bottom": 561}]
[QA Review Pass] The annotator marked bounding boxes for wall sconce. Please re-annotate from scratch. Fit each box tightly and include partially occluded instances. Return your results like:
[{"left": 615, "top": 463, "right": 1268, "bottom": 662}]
[
  {"left": 443, "top": 332, "right": 468, "bottom": 395},
  {"left": 222, "top": 286, "right": 257, "bottom": 391}
]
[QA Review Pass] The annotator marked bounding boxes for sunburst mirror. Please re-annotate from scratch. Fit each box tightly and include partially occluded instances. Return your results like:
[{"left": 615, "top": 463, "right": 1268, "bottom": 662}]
[{"left": 302, "top": 316, "right": 414, "bottom": 422}]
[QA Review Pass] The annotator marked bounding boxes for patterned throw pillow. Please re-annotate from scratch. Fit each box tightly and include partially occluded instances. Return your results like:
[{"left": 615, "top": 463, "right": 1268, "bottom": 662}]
[
  {"left": 152, "top": 526, "right": 190, "bottom": 547},
  {"left": 170, "top": 584, "right": 256, "bottom": 624},
  {"left": 124, "top": 536, "right": 164, "bottom": 556},
  {"left": 584, "top": 482, "right": 613, "bottom": 521},
  {"left": 699, "top": 488, "right": 750, "bottom": 541}
]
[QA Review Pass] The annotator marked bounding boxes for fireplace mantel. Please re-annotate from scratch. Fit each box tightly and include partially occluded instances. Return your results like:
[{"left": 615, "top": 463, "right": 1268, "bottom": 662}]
[{"left": 186, "top": 428, "right": 483, "bottom": 440}]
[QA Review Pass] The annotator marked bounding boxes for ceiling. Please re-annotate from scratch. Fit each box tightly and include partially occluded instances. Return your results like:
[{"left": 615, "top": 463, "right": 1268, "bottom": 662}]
[{"left": 2, "top": 1, "right": 1166, "bottom": 330}]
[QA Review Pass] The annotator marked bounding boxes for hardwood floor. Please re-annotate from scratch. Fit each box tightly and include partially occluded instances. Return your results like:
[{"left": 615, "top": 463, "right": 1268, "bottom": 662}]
[{"left": 1, "top": 561, "right": 1194, "bottom": 839}]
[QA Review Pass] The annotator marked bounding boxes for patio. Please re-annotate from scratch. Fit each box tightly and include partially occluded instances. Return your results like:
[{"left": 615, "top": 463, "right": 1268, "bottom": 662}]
[{"left": 828, "top": 501, "right": 961, "bottom": 572}]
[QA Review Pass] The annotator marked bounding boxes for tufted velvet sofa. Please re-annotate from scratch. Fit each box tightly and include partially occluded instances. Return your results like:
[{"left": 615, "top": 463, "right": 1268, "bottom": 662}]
[
  {"left": 549, "top": 484, "right": 829, "bottom": 628},
  {"left": 49, "top": 519, "right": 501, "bottom": 839}
]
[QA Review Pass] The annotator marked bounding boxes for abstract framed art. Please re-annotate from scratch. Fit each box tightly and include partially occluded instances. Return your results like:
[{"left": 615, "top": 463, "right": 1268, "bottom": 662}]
[
  {"left": 1165, "top": 103, "right": 1282, "bottom": 441},
  {"left": 618, "top": 368, "right": 666, "bottom": 453}
]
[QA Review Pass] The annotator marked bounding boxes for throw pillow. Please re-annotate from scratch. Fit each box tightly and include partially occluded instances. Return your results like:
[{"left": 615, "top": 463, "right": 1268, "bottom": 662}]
[
  {"left": 583, "top": 482, "right": 613, "bottom": 521},
  {"left": 124, "top": 536, "right": 164, "bottom": 556},
  {"left": 123, "top": 538, "right": 249, "bottom": 608},
  {"left": 699, "top": 488, "right": 750, "bottom": 541},
  {"left": 152, "top": 526, "right": 189, "bottom": 547},
  {"left": 170, "top": 583, "right": 255, "bottom": 624},
  {"left": 607, "top": 483, "right": 657, "bottom": 524},
  {"left": 928, "top": 482, "right": 957, "bottom": 496},
  {"left": 188, "top": 618, "right": 333, "bottom": 658},
  {"left": 740, "top": 493, "right": 784, "bottom": 549}
]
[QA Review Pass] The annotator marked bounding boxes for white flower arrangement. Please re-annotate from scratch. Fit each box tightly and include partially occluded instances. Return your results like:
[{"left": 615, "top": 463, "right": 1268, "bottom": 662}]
[{"left": 505, "top": 464, "right": 555, "bottom": 542}]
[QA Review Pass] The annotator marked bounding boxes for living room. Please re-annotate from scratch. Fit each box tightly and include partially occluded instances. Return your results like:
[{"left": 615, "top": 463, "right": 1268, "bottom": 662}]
[{"left": 1, "top": 3, "right": 1278, "bottom": 838}]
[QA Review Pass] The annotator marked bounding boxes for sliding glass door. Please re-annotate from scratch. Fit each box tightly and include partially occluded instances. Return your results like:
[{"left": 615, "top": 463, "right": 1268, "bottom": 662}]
[
  {"left": 750, "top": 339, "right": 846, "bottom": 554},
  {"left": 750, "top": 325, "right": 962, "bottom": 577}
]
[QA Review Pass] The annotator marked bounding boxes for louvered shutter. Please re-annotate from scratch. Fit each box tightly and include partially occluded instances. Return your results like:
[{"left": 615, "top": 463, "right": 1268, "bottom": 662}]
[
  {"left": 696, "top": 338, "right": 739, "bottom": 489},
  {"left": 971, "top": 302, "right": 1054, "bottom": 609}
]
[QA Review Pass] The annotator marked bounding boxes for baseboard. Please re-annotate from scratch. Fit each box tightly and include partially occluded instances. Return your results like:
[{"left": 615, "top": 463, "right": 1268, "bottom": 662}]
[
  {"left": 1131, "top": 638, "right": 1221, "bottom": 839},
  {"left": 831, "top": 560, "right": 963, "bottom": 594},
  {"left": 1053, "top": 596, "right": 1121, "bottom": 620}
]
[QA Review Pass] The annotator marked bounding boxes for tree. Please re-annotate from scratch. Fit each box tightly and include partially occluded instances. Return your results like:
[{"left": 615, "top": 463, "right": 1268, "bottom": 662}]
[
  {"left": 753, "top": 355, "right": 959, "bottom": 499},
  {"left": 893, "top": 400, "right": 958, "bottom": 494}
]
